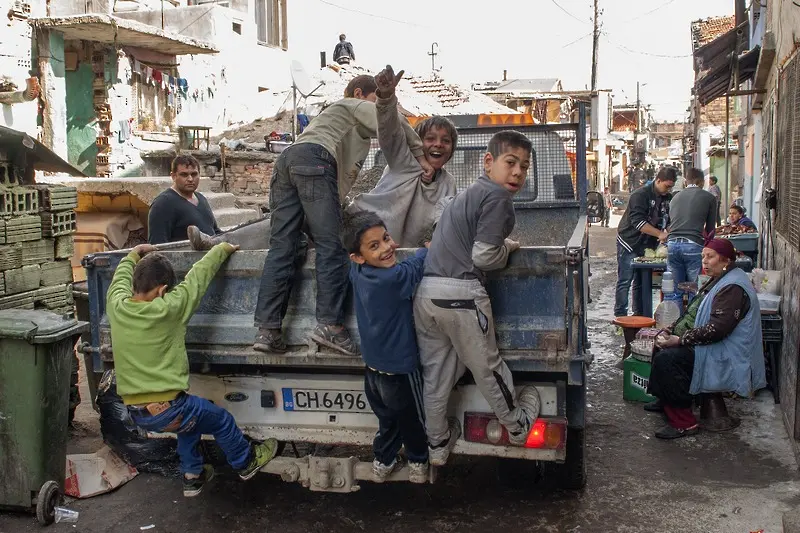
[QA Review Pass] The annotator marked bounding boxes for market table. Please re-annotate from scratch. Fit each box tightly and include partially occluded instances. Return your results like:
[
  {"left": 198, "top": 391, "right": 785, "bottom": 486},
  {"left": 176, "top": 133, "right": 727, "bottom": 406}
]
[{"left": 631, "top": 256, "right": 754, "bottom": 318}]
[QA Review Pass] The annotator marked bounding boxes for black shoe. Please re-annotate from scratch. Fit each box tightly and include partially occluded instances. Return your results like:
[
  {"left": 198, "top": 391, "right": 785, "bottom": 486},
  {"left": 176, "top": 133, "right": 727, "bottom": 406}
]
[
  {"left": 643, "top": 399, "right": 664, "bottom": 413},
  {"left": 654, "top": 424, "right": 699, "bottom": 440},
  {"left": 254, "top": 328, "right": 286, "bottom": 353},
  {"left": 183, "top": 465, "right": 215, "bottom": 497}
]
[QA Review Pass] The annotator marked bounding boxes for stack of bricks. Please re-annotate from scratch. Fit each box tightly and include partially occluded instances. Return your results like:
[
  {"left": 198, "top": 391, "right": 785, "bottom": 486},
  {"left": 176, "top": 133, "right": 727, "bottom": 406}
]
[
  {"left": 93, "top": 48, "right": 112, "bottom": 178},
  {"left": 205, "top": 153, "right": 276, "bottom": 195},
  {"left": 0, "top": 170, "right": 77, "bottom": 316}
]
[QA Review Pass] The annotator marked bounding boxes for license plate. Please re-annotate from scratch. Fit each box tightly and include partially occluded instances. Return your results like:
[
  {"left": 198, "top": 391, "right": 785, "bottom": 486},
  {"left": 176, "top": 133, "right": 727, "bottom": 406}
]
[{"left": 282, "top": 388, "right": 370, "bottom": 413}]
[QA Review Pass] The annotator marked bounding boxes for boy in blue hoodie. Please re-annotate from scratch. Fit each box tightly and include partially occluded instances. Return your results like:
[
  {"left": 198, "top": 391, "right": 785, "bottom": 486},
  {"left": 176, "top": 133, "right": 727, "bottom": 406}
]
[{"left": 342, "top": 210, "right": 429, "bottom": 483}]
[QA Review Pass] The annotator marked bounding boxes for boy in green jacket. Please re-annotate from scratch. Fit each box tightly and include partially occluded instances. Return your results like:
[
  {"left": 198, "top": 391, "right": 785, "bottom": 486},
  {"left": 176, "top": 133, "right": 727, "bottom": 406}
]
[{"left": 107, "top": 243, "right": 277, "bottom": 497}]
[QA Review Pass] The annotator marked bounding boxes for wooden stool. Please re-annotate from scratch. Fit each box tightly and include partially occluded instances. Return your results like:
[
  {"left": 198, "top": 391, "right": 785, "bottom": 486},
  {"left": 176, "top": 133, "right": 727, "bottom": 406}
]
[{"left": 699, "top": 393, "right": 741, "bottom": 432}]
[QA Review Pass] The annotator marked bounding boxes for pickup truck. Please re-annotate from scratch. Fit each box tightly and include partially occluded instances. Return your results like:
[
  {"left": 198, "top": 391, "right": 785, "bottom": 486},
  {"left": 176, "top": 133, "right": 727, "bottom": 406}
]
[{"left": 82, "top": 108, "right": 591, "bottom": 492}]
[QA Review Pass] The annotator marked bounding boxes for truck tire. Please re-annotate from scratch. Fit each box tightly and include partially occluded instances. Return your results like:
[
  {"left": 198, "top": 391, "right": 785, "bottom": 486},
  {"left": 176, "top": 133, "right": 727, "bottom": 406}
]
[{"left": 549, "top": 427, "right": 586, "bottom": 490}]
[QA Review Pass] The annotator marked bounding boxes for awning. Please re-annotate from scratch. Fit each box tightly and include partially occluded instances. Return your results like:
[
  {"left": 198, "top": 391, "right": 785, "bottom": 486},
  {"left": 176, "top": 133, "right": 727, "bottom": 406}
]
[
  {"left": 695, "top": 46, "right": 760, "bottom": 106},
  {"left": 32, "top": 14, "right": 217, "bottom": 55},
  {"left": 0, "top": 126, "right": 87, "bottom": 177}
]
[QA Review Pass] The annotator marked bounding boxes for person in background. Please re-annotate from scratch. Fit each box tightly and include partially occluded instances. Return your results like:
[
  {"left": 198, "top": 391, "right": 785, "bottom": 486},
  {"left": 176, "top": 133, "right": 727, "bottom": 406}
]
[
  {"left": 728, "top": 205, "right": 757, "bottom": 230},
  {"left": 614, "top": 166, "right": 676, "bottom": 317},
  {"left": 148, "top": 155, "right": 220, "bottom": 245},
  {"left": 646, "top": 238, "right": 765, "bottom": 439},
  {"left": 665, "top": 168, "right": 716, "bottom": 306},
  {"left": 343, "top": 210, "right": 429, "bottom": 484},
  {"left": 107, "top": 243, "right": 278, "bottom": 497},
  {"left": 334, "top": 34, "right": 355, "bottom": 65},
  {"left": 602, "top": 186, "right": 613, "bottom": 227},
  {"left": 707, "top": 176, "right": 722, "bottom": 226}
]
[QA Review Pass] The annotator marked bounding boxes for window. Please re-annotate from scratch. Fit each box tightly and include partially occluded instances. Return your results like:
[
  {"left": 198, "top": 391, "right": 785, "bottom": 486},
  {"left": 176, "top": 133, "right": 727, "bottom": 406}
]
[
  {"left": 775, "top": 52, "right": 800, "bottom": 249},
  {"left": 255, "top": 0, "right": 288, "bottom": 50}
]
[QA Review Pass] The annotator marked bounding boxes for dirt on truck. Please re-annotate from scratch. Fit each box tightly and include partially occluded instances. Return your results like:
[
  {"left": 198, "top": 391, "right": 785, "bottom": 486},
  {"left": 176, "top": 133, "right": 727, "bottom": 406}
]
[{"left": 81, "top": 108, "right": 592, "bottom": 493}]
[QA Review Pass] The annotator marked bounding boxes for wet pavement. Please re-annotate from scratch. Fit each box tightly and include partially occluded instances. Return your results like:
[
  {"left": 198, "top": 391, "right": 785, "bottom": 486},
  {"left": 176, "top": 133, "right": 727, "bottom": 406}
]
[{"left": 1, "top": 226, "right": 798, "bottom": 533}]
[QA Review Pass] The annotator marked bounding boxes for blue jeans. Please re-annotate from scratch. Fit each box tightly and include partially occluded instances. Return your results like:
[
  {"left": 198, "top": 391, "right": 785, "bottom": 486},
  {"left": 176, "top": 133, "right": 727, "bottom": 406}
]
[
  {"left": 255, "top": 143, "right": 348, "bottom": 328},
  {"left": 666, "top": 239, "right": 703, "bottom": 304},
  {"left": 129, "top": 394, "right": 251, "bottom": 475},
  {"left": 614, "top": 242, "right": 641, "bottom": 317}
]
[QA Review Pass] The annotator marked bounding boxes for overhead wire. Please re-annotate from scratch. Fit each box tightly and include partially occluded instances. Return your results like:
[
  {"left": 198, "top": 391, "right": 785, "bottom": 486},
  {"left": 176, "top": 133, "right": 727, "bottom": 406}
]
[
  {"left": 314, "top": 0, "right": 429, "bottom": 28},
  {"left": 622, "top": 0, "right": 677, "bottom": 23},
  {"left": 549, "top": 0, "right": 591, "bottom": 25},
  {"left": 602, "top": 32, "right": 692, "bottom": 59}
]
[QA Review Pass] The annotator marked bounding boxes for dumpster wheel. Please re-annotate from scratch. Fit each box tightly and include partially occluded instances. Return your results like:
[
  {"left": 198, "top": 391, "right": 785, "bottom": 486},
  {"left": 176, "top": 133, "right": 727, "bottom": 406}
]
[{"left": 36, "top": 480, "right": 61, "bottom": 526}]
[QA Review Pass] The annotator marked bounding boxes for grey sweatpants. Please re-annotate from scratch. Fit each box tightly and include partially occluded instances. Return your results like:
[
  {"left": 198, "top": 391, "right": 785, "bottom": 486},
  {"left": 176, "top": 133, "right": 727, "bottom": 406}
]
[{"left": 413, "top": 277, "right": 525, "bottom": 444}]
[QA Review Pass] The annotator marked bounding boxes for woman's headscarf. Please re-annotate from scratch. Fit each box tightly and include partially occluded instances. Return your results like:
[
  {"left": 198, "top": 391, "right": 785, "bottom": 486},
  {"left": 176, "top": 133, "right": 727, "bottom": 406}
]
[{"left": 704, "top": 238, "right": 737, "bottom": 263}]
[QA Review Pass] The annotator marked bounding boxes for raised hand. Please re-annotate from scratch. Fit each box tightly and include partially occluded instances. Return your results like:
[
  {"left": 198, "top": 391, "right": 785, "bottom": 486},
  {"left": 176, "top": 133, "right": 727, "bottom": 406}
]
[{"left": 375, "top": 65, "right": 404, "bottom": 97}]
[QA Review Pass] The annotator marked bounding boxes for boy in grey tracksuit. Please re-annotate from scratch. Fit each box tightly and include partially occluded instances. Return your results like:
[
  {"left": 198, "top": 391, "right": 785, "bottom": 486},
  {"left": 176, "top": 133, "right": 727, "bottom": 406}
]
[{"left": 413, "top": 131, "right": 541, "bottom": 466}]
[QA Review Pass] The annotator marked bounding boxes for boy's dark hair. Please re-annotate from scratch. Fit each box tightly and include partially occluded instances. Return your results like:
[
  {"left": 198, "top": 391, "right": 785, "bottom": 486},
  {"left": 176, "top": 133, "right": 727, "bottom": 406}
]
[
  {"left": 656, "top": 166, "right": 678, "bottom": 183},
  {"left": 341, "top": 210, "right": 385, "bottom": 254},
  {"left": 686, "top": 167, "right": 705, "bottom": 185},
  {"left": 415, "top": 116, "right": 459, "bottom": 156},
  {"left": 339, "top": 33, "right": 346, "bottom": 41},
  {"left": 171, "top": 154, "right": 200, "bottom": 173},
  {"left": 344, "top": 75, "right": 377, "bottom": 98},
  {"left": 487, "top": 130, "right": 533, "bottom": 158},
  {"left": 710, "top": 175, "right": 718, "bottom": 184},
  {"left": 133, "top": 252, "right": 177, "bottom": 294},
  {"left": 730, "top": 204, "right": 745, "bottom": 215}
]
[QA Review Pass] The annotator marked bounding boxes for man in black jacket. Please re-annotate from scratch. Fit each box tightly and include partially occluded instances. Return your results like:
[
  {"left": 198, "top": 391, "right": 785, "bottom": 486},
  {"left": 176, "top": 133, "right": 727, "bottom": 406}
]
[
  {"left": 333, "top": 34, "right": 355, "bottom": 65},
  {"left": 614, "top": 166, "right": 677, "bottom": 316}
]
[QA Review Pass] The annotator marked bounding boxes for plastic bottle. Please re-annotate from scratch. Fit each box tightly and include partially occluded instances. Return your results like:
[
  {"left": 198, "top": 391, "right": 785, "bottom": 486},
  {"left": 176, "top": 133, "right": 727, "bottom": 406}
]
[{"left": 654, "top": 272, "right": 681, "bottom": 328}]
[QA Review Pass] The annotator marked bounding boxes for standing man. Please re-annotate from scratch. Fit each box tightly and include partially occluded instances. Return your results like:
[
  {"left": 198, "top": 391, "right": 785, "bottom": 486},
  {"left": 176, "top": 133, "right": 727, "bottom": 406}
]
[
  {"left": 333, "top": 34, "right": 355, "bottom": 65},
  {"left": 148, "top": 155, "right": 220, "bottom": 245},
  {"left": 665, "top": 168, "right": 716, "bottom": 305},
  {"left": 602, "top": 186, "right": 613, "bottom": 227},
  {"left": 614, "top": 166, "right": 677, "bottom": 317},
  {"left": 707, "top": 175, "right": 722, "bottom": 227}
]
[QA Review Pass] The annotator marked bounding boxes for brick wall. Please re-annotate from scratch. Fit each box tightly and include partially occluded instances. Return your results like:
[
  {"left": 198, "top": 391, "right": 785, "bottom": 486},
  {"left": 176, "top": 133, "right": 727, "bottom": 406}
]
[
  {"left": 204, "top": 153, "right": 276, "bottom": 196},
  {"left": 700, "top": 98, "right": 728, "bottom": 127}
]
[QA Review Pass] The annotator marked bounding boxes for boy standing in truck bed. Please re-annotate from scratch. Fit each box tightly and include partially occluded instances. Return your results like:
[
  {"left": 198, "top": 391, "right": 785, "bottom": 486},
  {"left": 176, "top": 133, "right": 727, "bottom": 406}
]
[
  {"left": 107, "top": 243, "right": 278, "bottom": 497},
  {"left": 413, "top": 131, "right": 541, "bottom": 466}
]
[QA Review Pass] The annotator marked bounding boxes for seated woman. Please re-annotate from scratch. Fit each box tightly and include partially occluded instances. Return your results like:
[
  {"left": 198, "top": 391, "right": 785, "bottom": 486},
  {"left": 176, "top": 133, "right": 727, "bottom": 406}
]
[
  {"left": 646, "top": 238, "right": 766, "bottom": 440},
  {"left": 727, "top": 205, "right": 757, "bottom": 231}
]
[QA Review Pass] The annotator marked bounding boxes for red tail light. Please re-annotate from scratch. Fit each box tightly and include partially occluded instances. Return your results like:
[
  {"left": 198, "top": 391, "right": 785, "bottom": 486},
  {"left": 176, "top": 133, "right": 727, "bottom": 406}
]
[{"left": 464, "top": 412, "right": 566, "bottom": 449}]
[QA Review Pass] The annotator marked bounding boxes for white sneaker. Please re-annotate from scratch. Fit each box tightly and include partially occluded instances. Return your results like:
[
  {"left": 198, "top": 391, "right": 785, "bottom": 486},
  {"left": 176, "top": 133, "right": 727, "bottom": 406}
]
[
  {"left": 372, "top": 458, "right": 399, "bottom": 482},
  {"left": 508, "top": 386, "right": 541, "bottom": 446},
  {"left": 428, "top": 418, "right": 461, "bottom": 466},
  {"left": 407, "top": 461, "right": 428, "bottom": 484}
]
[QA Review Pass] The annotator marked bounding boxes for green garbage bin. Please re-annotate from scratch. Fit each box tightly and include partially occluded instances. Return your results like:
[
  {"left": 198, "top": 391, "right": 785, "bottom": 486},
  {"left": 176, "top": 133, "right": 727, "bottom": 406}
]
[{"left": 0, "top": 310, "right": 88, "bottom": 525}]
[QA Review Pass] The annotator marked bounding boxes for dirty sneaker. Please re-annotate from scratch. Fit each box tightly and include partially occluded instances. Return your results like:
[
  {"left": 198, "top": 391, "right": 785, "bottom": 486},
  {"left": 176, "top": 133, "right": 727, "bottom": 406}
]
[
  {"left": 238, "top": 438, "right": 279, "bottom": 480},
  {"left": 508, "top": 386, "right": 541, "bottom": 446},
  {"left": 187, "top": 225, "right": 218, "bottom": 251},
  {"left": 428, "top": 417, "right": 461, "bottom": 466},
  {"left": 183, "top": 464, "right": 215, "bottom": 497},
  {"left": 254, "top": 328, "right": 286, "bottom": 353},
  {"left": 407, "top": 461, "right": 428, "bottom": 484},
  {"left": 372, "top": 457, "right": 400, "bottom": 482},
  {"left": 309, "top": 324, "right": 358, "bottom": 356}
]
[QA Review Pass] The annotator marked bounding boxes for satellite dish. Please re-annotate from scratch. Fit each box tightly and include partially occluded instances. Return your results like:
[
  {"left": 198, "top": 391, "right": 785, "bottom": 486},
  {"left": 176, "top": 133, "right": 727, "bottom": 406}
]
[{"left": 291, "top": 60, "right": 316, "bottom": 98}]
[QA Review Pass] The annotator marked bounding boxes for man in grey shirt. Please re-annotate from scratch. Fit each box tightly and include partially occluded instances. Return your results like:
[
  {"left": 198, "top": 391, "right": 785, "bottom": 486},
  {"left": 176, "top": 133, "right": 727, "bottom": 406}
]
[
  {"left": 707, "top": 175, "right": 722, "bottom": 226},
  {"left": 666, "top": 167, "right": 716, "bottom": 305},
  {"left": 413, "top": 131, "right": 540, "bottom": 467}
]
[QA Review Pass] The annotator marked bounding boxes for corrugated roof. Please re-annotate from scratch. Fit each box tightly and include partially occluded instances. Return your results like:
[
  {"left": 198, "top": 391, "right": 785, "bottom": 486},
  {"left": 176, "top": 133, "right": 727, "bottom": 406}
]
[{"left": 691, "top": 15, "right": 735, "bottom": 50}]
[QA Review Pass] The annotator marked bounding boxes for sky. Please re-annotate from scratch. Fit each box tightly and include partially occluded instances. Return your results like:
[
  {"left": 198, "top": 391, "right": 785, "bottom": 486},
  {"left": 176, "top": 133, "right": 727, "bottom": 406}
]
[{"left": 285, "top": 0, "right": 736, "bottom": 121}]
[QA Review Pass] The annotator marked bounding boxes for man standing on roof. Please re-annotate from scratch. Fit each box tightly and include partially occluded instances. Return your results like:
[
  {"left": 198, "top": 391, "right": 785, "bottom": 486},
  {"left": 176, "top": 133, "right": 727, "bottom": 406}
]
[{"left": 334, "top": 34, "right": 355, "bottom": 65}]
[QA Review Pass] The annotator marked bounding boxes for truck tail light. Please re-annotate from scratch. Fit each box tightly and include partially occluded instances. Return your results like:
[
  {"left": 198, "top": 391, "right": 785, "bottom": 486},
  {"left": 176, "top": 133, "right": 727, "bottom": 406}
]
[{"left": 464, "top": 412, "right": 566, "bottom": 450}]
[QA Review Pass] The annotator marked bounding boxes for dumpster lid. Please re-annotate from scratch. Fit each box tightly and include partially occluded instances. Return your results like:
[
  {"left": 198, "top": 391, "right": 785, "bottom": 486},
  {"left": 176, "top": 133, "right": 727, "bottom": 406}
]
[{"left": 0, "top": 310, "right": 85, "bottom": 343}]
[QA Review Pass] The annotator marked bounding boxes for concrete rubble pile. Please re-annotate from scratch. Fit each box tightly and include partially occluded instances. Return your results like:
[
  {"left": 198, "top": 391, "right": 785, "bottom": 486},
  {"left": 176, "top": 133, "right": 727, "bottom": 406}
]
[{"left": 0, "top": 169, "right": 77, "bottom": 316}]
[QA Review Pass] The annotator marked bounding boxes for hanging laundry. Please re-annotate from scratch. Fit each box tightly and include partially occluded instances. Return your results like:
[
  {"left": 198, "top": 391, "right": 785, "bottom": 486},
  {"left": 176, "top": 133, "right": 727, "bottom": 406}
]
[
  {"left": 118, "top": 120, "right": 131, "bottom": 142},
  {"left": 167, "top": 75, "right": 176, "bottom": 94},
  {"left": 132, "top": 59, "right": 142, "bottom": 76},
  {"left": 167, "top": 92, "right": 175, "bottom": 108},
  {"left": 177, "top": 78, "right": 189, "bottom": 93},
  {"left": 152, "top": 70, "right": 163, "bottom": 85},
  {"left": 144, "top": 66, "right": 153, "bottom": 84}
]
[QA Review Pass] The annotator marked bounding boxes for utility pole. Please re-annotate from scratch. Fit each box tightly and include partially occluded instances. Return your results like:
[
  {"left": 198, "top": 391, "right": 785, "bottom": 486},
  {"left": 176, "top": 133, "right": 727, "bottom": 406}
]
[
  {"left": 591, "top": 0, "right": 600, "bottom": 91},
  {"left": 428, "top": 42, "right": 439, "bottom": 72}
]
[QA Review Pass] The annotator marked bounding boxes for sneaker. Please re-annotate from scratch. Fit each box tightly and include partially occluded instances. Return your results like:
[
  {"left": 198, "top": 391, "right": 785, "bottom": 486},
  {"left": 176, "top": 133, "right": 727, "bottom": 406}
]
[
  {"left": 508, "top": 386, "right": 541, "bottom": 446},
  {"left": 407, "top": 461, "right": 428, "bottom": 484},
  {"left": 187, "top": 225, "right": 217, "bottom": 251},
  {"left": 428, "top": 417, "right": 461, "bottom": 466},
  {"left": 238, "top": 439, "right": 279, "bottom": 480},
  {"left": 643, "top": 399, "right": 664, "bottom": 413},
  {"left": 372, "top": 457, "right": 400, "bottom": 482},
  {"left": 309, "top": 324, "right": 358, "bottom": 356},
  {"left": 183, "top": 464, "right": 215, "bottom": 497},
  {"left": 254, "top": 328, "right": 286, "bottom": 353},
  {"left": 654, "top": 424, "right": 699, "bottom": 440}
]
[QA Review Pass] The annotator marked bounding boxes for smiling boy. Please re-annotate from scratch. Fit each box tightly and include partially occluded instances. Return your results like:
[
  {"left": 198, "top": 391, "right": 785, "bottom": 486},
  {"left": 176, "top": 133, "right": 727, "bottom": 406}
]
[
  {"left": 343, "top": 210, "right": 429, "bottom": 483},
  {"left": 412, "top": 131, "right": 541, "bottom": 466}
]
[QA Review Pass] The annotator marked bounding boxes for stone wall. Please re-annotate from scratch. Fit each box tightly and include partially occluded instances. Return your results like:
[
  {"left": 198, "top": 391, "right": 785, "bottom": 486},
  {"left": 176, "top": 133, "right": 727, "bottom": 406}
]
[{"left": 212, "top": 153, "right": 275, "bottom": 195}]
